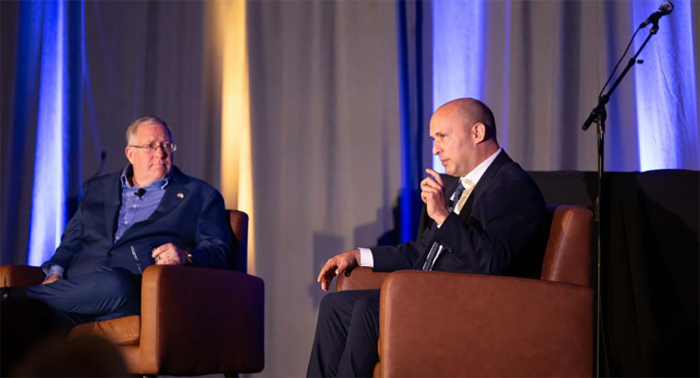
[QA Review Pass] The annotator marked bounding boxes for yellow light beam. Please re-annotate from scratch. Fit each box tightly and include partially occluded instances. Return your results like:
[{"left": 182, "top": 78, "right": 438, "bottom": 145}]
[{"left": 213, "top": 0, "right": 255, "bottom": 275}]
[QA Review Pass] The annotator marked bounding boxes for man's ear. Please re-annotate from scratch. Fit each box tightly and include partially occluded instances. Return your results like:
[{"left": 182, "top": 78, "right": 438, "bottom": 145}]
[
  {"left": 472, "top": 123, "right": 486, "bottom": 144},
  {"left": 125, "top": 146, "right": 134, "bottom": 164}
]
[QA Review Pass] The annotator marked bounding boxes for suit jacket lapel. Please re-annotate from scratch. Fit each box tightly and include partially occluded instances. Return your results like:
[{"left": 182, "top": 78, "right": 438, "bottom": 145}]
[
  {"left": 149, "top": 170, "right": 190, "bottom": 223},
  {"left": 457, "top": 150, "right": 513, "bottom": 223},
  {"left": 103, "top": 174, "right": 122, "bottom": 243}
]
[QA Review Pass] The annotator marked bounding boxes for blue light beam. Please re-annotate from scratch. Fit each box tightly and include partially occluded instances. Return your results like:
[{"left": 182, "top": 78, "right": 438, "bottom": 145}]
[
  {"left": 633, "top": 0, "right": 699, "bottom": 171},
  {"left": 28, "top": 0, "right": 69, "bottom": 266},
  {"left": 432, "top": 0, "right": 487, "bottom": 172}
]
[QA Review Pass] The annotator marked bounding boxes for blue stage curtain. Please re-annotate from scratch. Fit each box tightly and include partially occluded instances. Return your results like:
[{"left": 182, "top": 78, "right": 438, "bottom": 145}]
[
  {"left": 396, "top": 0, "right": 433, "bottom": 242},
  {"left": 429, "top": 0, "right": 699, "bottom": 172},
  {"left": 632, "top": 0, "right": 699, "bottom": 171},
  {"left": 1, "top": 0, "right": 84, "bottom": 266}
]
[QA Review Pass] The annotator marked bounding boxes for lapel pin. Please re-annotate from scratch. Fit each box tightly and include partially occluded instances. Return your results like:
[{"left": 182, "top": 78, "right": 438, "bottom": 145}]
[{"left": 177, "top": 193, "right": 184, "bottom": 199}]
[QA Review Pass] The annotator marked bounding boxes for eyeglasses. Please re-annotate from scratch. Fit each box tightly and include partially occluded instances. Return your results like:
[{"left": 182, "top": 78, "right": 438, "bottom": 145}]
[{"left": 129, "top": 142, "right": 177, "bottom": 153}]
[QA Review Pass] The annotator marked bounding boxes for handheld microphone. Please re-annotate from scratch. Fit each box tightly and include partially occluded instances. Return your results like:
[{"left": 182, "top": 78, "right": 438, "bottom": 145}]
[
  {"left": 639, "top": 2, "right": 673, "bottom": 29},
  {"left": 421, "top": 242, "right": 441, "bottom": 271},
  {"left": 135, "top": 188, "right": 146, "bottom": 198}
]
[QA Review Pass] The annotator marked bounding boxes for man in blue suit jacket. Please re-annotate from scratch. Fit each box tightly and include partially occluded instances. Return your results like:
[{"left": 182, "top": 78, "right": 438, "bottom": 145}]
[
  {"left": 25, "top": 116, "right": 232, "bottom": 326},
  {"left": 308, "top": 98, "right": 549, "bottom": 377}
]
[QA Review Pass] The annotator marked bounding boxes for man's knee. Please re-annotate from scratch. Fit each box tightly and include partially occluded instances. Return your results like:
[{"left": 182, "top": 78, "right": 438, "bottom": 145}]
[
  {"left": 98, "top": 268, "right": 138, "bottom": 298},
  {"left": 350, "top": 295, "right": 379, "bottom": 322},
  {"left": 317, "top": 290, "right": 379, "bottom": 328},
  {"left": 318, "top": 291, "right": 348, "bottom": 318},
  {"left": 317, "top": 290, "right": 370, "bottom": 328}
]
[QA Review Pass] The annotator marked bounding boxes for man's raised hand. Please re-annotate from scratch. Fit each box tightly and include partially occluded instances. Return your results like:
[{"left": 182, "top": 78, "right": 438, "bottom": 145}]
[
  {"left": 317, "top": 249, "right": 361, "bottom": 292},
  {"left": 421, "top": 168, "right": 450, "bottom": 225}
]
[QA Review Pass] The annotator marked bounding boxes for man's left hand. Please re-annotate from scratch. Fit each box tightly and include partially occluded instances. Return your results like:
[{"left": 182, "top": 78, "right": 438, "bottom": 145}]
[
  {"left": 152, "top": 243, "right": 186, "bottom": 265},
  {"left": 421, "top": 168, "right": 450, "bottom": 225}
]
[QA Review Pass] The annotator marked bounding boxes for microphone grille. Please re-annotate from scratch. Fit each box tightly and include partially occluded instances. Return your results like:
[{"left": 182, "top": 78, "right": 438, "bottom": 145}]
[{"left": 659, "top": 2, "right": 673, "bottom": 14}]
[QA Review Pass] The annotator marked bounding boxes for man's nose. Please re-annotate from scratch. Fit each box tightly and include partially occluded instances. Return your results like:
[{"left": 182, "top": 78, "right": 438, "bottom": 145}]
[
  {"left": 154, "top": 144, "right": 168, "bottom": 158},
  {"left": 432, "top": 143, "right": 440, "bottom": 155}
]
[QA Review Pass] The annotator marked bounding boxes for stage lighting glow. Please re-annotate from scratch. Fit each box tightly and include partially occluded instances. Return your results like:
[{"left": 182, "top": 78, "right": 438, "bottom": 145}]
[
  {"left": 213, "top": 0, "right": 256, "bottom": 273},
  {"left": 28, "top": 0, "right": 68, "bottom": 266},
  {"left": 432, "top": 0, "right": 487, "bottom": 172},
  {"left": 633, "top": 0, "right": 699, "bottom": 171}
]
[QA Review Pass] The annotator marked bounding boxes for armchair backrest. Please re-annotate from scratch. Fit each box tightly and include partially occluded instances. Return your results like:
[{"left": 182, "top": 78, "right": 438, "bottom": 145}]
[
  {"left": 540, "top": 205, "right": 593, "bottom": 287},
  {"left": 227, "top": 210, "right": 249, "bottom": 273}
]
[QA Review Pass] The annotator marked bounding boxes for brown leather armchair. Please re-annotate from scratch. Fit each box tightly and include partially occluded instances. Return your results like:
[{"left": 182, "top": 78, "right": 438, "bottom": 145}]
[
  {"left": 337, "top": 205, "right": 593, "bottom": 377},
  {"left": 0, "top": 210, "right": 264, "bottom": 376}
]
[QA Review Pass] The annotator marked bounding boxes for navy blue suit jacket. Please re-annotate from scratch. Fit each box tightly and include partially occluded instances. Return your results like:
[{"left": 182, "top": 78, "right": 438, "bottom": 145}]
[
  {"left": 44, "top": 167, "right": 233, "bottom": 278},
  {"left": 371, "top": 151, "right": 548, "bottom": 278}
]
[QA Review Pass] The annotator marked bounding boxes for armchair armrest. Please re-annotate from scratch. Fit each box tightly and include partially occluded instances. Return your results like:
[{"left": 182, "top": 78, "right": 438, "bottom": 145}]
[
  {"left": 0, "top": 265, "right": 45, "bottom": 287},
  {"left": 379, "top": 271, "right": 593, "bottom": 377},
  {"left": 139, "top": 265, "right": 264, "bottom": 375},
  {"left": 336, "top": 267, "right": 389, "bottom": 291}
]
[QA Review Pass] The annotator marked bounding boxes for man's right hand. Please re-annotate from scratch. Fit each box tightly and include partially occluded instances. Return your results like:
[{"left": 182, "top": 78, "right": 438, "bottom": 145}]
[
  {"left": 317, "top": 249, "right": 361, "bottom": 292},
  {"left": 421, "top": 168, "right": 450, "bottom": 226},
  {"left": 43, "top": 274, "right": 61, "bottom": 285}
]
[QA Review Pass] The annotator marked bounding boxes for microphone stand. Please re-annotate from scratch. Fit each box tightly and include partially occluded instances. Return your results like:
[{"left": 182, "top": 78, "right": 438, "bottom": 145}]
[{"left": 581, "top": 22, "right": 660, "bottom": 378}]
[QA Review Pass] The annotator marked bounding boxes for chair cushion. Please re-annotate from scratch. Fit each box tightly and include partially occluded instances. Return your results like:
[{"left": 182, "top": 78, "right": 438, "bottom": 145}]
[{"left": 70, "top": 316, "right": 140, "bottom": 346}]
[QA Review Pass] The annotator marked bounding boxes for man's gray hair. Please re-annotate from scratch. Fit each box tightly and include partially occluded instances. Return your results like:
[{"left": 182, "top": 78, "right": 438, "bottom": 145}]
[{"left": 125, "top": 116, "right": 173, "bottom": 143}]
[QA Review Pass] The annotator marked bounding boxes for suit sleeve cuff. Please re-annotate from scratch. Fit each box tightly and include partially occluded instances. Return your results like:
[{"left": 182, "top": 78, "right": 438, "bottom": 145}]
[
  {"left": 358, "top": 248, "right": 374, "bottom": 268},
  {"left": 44, "top": 265, "right": 64, "bottom": 278}
]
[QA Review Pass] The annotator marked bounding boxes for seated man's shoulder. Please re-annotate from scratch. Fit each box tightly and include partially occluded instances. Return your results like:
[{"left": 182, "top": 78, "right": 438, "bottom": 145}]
[
  {"left": 498, "top": 161, "right": 539, "bottom": 186},
  {"left": 83, "top": 171, "right": 122, "bottom": 190},
  {"left": 494, "top": 162, "right": 546, "bottom": 203},
  {"left": 175, "top": 169, "right": 223, "bottom": 198}
]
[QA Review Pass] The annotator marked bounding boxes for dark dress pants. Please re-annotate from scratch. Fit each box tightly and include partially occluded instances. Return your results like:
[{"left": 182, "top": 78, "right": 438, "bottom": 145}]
[
  {"left": 307, "top": 289, "right": 381, "bottom": 378},
  {"left": 26, "top": 267, "right": 141, "bottom": 328}
]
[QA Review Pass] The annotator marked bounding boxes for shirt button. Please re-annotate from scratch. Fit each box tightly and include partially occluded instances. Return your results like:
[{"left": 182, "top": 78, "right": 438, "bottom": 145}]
[
  {"left": 124, "top": 220, "right": 128, "bottom": 224},
  {"left": 107, "top": 251, "right": 114, "bottom": 258},
  {"left": 133, "top": 204, "right": 137, "bottom": 208}
]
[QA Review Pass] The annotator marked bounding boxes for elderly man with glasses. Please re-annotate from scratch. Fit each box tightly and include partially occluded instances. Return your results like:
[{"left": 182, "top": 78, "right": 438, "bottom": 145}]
[{"left": 17, "top": 116, "right": 232, "bottom": 326}]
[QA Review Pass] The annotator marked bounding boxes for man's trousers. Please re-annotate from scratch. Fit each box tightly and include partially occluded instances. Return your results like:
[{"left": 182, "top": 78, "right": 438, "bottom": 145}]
[
  {"left": 26, "top": 267, "right": 141, "bottom": 327},
  {"left": 307, "top": 289, "right": 381, "bottom": 378}
]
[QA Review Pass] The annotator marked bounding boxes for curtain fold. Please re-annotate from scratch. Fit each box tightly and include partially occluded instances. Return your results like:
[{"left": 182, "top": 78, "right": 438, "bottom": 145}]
[
  {"left": 431, "top": 0, "right": 699, "bottom": 172},
  {"left": 210, "top": 0, "right": 255, "bottom": 272},
  {"left": 2, "top": 1, "right": 40, "bottom": 265},
  {"left": 397, "top": 0, "right": 433, "bottom": 242},
  {"left": 247, "top": 1, "right": 401, "bottom": 375},
  {"left": 28, "top": 0, "right": 85, "bottom": 266},
  {"left": 1, "top": 1, "right": 84, "bottom": 266}
]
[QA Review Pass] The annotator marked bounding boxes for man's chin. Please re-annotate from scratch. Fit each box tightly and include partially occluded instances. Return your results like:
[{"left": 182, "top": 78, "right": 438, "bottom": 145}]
[{"left": 151, "top": 167, "right": 170, "bottom": 179}]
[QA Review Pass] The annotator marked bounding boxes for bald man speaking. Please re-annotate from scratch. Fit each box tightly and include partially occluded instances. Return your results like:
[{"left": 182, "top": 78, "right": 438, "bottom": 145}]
[{"left": 307, "top": 98, "right": 549, "bottom": 377}]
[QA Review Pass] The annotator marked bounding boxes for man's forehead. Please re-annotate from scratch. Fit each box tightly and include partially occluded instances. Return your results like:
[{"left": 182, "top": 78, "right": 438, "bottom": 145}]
[
  {"left": 430, "top": 110, "right": 460, "bottom": 133},
  {"left": 134, "top": 123, "right": 170, "bottom": 139},
  {"left": 137, "top": 122, "right": 167, "bottom": 132}
]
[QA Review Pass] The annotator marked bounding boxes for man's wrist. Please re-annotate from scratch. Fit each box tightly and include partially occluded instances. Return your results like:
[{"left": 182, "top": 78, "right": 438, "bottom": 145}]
[
  {"left": 45, "top": 265, "right": 65, "bottom": 279},
  {"left": 433, "top": 210, "right": 450, "bottom": 227},
  {"left": 351, "top": 248, "right": 361, "bottom": 264}
]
